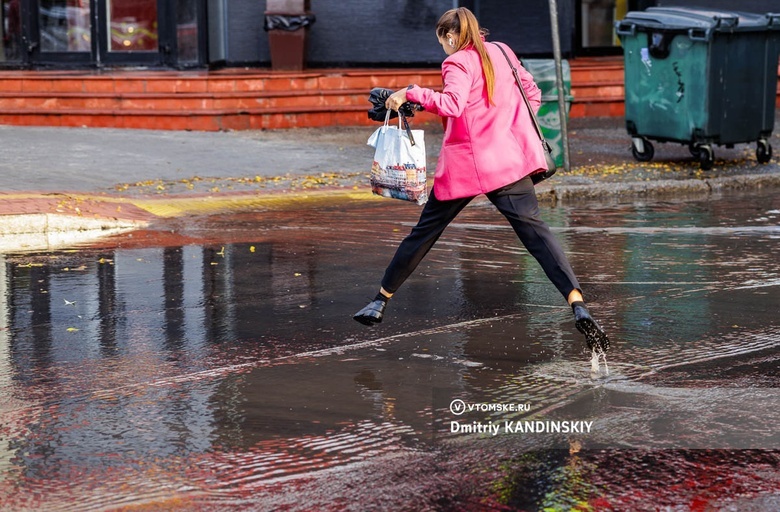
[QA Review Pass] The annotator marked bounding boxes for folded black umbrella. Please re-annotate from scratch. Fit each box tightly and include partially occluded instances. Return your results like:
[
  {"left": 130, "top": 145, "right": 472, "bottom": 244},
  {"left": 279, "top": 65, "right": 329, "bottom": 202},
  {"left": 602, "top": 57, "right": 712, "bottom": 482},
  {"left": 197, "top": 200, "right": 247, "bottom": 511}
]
[{"left": 368, "top": 87, "right": 423, "bottom": 122}]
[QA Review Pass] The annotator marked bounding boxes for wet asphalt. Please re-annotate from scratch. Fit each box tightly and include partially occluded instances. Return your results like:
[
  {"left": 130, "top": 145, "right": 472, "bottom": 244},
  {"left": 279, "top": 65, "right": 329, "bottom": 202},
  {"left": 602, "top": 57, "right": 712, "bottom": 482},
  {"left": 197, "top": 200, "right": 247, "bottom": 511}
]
[
  {"left": 1, "top": 113, "right": 780, "bottom": 509},
  {"left": 1, "top": 182, "right": 779, "bottom": 509}
]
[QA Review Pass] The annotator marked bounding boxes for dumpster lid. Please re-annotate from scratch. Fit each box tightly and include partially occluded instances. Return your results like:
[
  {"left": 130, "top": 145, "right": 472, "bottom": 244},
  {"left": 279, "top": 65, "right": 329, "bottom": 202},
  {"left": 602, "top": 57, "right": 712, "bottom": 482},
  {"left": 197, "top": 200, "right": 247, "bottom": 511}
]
[
  {"left": 620, "top": 7, "right": 774, "bottom": 33},
  {"left": 620, "top": 10, "right": 720, "bottom": 33},
  {"left": 647, "top": 7, "right": 773, "bottom": 31}
]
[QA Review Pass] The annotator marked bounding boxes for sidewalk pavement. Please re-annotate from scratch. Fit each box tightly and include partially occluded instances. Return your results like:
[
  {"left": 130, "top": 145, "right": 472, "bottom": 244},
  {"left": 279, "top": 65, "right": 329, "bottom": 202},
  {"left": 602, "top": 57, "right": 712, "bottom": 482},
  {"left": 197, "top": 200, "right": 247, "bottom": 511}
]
[{"left": 1, "top": 115, "right": 779, "bottom": 244}]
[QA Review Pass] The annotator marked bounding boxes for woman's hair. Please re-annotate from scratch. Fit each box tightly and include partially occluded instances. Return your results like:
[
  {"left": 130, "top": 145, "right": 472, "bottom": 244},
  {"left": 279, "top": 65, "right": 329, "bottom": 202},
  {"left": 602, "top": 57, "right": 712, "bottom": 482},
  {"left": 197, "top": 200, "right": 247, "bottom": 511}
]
[{"left": 436, "top": 7, "right": 495, "bottom": 104}]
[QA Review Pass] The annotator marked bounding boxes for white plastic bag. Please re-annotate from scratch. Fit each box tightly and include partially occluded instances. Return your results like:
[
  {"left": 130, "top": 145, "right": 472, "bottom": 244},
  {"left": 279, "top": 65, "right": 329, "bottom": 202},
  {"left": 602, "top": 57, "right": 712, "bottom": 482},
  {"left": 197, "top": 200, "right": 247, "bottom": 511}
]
[{"left": 368, "top": 112, "right": 427, "bottom": 205}]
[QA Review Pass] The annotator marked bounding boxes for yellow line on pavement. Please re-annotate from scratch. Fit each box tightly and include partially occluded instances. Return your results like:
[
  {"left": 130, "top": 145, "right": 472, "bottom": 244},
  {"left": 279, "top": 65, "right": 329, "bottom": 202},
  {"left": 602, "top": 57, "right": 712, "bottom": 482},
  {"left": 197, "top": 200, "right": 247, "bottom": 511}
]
[
  {"left": 2, "top": 189, "right": 379, "bottom": 219},
  {"left": 128, "top": 190, "right": 376, "bottom": 218},
  {"left": 124, "top": 190, "right": 377, "bottom": 218}
]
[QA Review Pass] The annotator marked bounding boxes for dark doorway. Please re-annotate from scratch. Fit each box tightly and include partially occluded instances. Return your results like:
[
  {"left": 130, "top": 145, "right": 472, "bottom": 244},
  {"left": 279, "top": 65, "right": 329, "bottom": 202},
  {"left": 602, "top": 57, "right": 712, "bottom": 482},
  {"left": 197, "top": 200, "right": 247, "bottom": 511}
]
[{"left": 576, "top": 0, "right": 654, "bottom": 56}]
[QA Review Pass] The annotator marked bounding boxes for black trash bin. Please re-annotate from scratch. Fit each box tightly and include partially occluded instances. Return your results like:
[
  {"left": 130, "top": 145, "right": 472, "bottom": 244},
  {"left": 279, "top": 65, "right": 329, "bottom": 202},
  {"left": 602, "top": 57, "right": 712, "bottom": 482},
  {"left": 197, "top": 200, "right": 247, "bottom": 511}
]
[
  {"left": 264, "top": 0, "right": 316, "bottom": 71},
  {"left": 616, "top": 7, "right": 780, "bottom": 169}
]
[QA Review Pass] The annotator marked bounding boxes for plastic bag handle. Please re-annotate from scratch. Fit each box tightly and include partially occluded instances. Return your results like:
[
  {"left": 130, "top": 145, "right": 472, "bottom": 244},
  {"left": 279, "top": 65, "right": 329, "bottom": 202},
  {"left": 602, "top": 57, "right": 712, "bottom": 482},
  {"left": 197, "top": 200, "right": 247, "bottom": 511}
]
[
  {"left": 381, "top": 109, "right": 392, "bottom": 134},
  {"left": 382, "top": 108, "right": 415, "bottom": 146}
]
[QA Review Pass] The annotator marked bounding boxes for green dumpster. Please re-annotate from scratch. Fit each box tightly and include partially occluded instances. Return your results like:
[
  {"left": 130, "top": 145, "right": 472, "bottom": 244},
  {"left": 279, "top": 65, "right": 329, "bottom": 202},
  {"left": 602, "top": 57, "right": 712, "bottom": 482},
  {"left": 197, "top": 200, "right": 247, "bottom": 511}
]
[
  {"left": 615, "top": 7, "right": 780, "bottom": 169},
  {"left": 522, "top": 59, "right": 573, "bottom": 168}
]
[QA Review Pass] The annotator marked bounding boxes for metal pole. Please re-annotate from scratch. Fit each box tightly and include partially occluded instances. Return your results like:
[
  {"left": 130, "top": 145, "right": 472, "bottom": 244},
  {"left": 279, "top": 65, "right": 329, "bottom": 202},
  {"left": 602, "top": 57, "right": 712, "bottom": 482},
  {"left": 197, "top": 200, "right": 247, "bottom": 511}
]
[{"left": 548, "top": 0, "right": 571, "bottom": 172}]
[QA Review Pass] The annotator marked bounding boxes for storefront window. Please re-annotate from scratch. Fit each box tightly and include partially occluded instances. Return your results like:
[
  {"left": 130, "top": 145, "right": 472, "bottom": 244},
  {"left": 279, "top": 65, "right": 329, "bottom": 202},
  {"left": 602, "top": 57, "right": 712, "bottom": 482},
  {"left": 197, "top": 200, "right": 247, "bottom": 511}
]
[
  {"left": 39, "top": 0, "right": 91, "bottom": 52},
  {"left": 107, "top": 0, "right": 158, "bottom": 52}
]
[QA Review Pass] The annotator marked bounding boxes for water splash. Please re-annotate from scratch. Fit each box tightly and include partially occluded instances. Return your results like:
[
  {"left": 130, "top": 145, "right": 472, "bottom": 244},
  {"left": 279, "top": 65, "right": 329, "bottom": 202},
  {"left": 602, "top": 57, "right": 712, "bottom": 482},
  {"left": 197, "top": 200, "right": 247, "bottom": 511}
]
[{"left": 589, "top": 347, "right": 610, "bottom": 379}]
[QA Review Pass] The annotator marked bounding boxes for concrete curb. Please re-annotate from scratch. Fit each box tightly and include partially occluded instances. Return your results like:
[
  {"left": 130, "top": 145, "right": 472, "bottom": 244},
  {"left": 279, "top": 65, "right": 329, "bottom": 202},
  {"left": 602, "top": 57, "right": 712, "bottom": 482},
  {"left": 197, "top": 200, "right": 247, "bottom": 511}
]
[
  {"left": 0, "top": 213, "right": 143, "bottom": 235},
  {"left": 0, "top": 214, "right": 142, "bottom": 253},
  {"left": 537, "top": 171, "right": 780, "bottom": 203}
]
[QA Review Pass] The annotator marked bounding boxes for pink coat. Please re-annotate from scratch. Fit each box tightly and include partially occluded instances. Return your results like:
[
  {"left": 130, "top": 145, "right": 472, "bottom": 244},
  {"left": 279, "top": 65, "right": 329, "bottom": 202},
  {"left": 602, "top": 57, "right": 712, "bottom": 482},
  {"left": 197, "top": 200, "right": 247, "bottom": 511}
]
[{"left": 406, "top": 41, "right": 546, "bottom": 201}]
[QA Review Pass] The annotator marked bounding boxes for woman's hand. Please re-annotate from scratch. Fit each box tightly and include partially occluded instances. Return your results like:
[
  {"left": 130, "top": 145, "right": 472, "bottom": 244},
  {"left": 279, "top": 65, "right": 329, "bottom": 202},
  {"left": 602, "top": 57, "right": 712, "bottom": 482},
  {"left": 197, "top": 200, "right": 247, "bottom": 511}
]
[{"left": 385, "top": 89, "right": 409, "bottom": 111}]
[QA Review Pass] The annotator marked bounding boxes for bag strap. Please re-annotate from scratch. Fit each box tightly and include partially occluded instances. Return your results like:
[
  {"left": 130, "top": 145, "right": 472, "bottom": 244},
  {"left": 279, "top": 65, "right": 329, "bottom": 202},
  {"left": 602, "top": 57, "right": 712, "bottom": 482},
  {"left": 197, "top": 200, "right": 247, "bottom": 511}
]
[
  {"left": 382, "top": 109, "right": 416, "bottom": 146},
  {"left": 491, "top": 42, "right": 546, "bottom": 145},
  {"left": 399, "top": 111, "right": 415, "bottom": 146}
]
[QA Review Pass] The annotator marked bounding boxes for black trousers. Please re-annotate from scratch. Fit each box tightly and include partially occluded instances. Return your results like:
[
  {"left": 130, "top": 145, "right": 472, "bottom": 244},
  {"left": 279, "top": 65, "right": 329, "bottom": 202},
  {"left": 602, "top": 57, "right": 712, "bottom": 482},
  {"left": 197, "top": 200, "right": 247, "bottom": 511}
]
[{"left": 381, "top": 177, "right": 581, "bottom": 299}]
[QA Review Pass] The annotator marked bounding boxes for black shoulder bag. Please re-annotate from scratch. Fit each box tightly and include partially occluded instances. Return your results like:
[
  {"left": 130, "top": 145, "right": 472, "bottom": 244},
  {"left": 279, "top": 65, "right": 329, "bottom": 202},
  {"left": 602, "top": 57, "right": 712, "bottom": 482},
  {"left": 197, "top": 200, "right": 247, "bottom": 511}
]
[{"left": 492, "top": 43, "right": 557, "bottom": 184}]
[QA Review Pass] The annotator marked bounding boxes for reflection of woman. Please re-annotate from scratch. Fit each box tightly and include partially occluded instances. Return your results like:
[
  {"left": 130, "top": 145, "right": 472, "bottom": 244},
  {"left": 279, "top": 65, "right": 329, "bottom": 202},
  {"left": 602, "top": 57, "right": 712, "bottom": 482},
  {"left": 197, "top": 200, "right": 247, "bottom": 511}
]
[
  {"left": 354, "top": 7, "right": 610, "bottom": 353},
  {"left": 67, "top": 0, "right": 91, "bottom": 52}
]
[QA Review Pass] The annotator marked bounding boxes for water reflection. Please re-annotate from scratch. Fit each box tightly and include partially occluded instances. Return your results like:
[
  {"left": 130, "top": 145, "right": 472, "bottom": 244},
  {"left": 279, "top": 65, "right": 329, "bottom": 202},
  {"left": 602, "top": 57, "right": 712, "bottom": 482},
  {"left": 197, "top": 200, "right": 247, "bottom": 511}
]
[{"left": 0, "top": 189, "right": 778, "bottom": 509}]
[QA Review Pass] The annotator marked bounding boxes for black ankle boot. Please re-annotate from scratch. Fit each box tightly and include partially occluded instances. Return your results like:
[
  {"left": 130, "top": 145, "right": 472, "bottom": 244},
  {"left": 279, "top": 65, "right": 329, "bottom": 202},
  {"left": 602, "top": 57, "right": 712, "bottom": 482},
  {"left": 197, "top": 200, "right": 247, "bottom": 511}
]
[
  {"left": 353, "top": 297, "right": 387, "bottom": 325},
  {"left": 572, "top": 302, "right": 610, "bottom": 352}
]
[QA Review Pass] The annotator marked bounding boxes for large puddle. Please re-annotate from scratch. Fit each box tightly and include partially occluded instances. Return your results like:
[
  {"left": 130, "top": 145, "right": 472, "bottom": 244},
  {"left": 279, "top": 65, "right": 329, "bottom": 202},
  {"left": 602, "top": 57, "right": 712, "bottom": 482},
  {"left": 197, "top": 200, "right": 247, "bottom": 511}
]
[{"left": 1, "top": 189, "right": 779, "bottom": 509}]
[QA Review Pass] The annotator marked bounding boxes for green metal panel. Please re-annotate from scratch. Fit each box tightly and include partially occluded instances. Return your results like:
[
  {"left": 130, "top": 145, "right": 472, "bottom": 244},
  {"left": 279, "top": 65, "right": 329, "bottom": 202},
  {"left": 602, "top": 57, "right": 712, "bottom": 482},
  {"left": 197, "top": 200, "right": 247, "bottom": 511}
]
[{"left": 523, "top": 59, "right": 572, "bottom": 167}]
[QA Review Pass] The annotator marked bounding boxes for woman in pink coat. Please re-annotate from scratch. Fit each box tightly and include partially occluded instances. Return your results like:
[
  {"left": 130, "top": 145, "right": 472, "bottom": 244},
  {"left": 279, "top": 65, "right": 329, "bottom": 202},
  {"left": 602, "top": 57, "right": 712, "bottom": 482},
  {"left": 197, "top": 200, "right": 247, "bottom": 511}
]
[{"left": 354, "top": 7, "right": 610, "bottom": 353}]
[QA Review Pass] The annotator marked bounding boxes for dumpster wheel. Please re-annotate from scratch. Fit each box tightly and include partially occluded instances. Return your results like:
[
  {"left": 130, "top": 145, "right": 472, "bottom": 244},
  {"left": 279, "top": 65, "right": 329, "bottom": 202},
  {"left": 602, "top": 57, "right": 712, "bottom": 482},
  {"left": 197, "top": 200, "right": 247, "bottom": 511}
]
[
  {"left": 757, "top": 139, "right": 772, "bottom": 164},
  {"left": 697, "top": 145, "right": 714, "bottom": 170},
  {"left": 631, "top": 137, "right": 654, "bottom": 162}
]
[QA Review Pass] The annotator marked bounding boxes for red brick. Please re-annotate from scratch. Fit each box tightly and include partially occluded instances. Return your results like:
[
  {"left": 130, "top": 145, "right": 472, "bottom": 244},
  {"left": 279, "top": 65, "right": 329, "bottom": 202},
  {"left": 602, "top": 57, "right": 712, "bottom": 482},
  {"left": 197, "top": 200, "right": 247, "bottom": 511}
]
[
  {"left": 119, "top": 97, "right": 159, "bottom": 110},
  {"left": 584, "top": 103, "right": 614, "bottom": 117},
  {"left": 214, "top": 96, "right": 260, "bottom": 109},
  {"left": 247, "top": 115, "right": 263, "bottom": 130},
  {"left": 174, "top": 79, "right": 208, "bottom": 93},
  {"left": 187, "top": 116, "right": 221, "bottom": 131},
  {"left": 261, "top": 78, "right": 295, "bottom": 91},
  {"left": 609, "top": 102, "right": 625, "bottom": 117},
  {"left": 149, "top": 116, "right": 184, "bottom": 130},
  {"left": 86, "top": 115, "right": 121, "bottom": 128},
  {"left": 143, "top": 80, "right": 172, "bottom": 93},
  {"left": 82, "top": 80, "right": 116, "bottom": 93},
  {"left": 207, "top": 79, "right": 237, "bottom": 93},
  {"left": 229, "top": 78, "right": 263, "bottom": 92},
  {"left": 600, "top": 85, "right": 624, "bottom": 99},
  {"left": 64, "top": 97, "right": 91, "bottom": 109},
  {"left": 218, "top": 114, "right": 250, "bottom": 131},
  {"left": 61, "top": 114, "right": 98, "bottom": 127},
  {"left": 262, "top": 115, "right": 286, "bottom": 129},
  {"left": 569, "top": 104, "right": 585, "bottom": 118},
  {"left": 114, "top": 80, "right": 147, "bottom": 93},
  {"left": 20, "top": 79, "right": 54, "bottom": 92},
  {"left": 332, "top": 76, "right": 372, "bottom": 90},
  {"left": 0, "top": 79, "right": 23, "bottom": 92},
  {"left": 150, "top": 97, "right": 208, "bottom": 110},
  {"left": 0, "top": 114, "right": 20, "bottom": 125},
  {"left": 52, "top": 80, "right": 87, "bottom": 93},
  {"left": 121, "top": 115, "right": 154, "bottom": 129},
  {"left": 316, "top": 76, "right": 345, "bottom": 90},
  {"left": 289, "top": 77, "right": 320, "bottom": 90}
]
